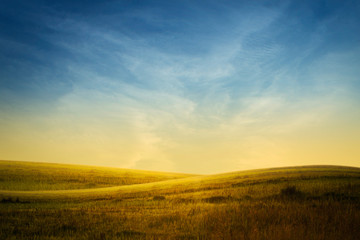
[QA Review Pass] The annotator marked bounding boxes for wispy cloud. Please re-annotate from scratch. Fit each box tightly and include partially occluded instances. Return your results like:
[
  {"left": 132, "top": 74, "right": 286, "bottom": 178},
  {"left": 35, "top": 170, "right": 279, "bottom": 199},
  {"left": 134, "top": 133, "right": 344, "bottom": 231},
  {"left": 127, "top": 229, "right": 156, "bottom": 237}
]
[{"left": 1, "top": 0, "right": 359, "bottom": 173}]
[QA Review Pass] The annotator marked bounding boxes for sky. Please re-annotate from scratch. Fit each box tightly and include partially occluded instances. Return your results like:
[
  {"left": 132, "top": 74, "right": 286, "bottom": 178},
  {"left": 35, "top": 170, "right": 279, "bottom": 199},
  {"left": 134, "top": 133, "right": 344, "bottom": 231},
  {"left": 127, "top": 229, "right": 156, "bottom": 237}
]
[{"left": 0, "top": 0, "right": 359, "bottom": 174}]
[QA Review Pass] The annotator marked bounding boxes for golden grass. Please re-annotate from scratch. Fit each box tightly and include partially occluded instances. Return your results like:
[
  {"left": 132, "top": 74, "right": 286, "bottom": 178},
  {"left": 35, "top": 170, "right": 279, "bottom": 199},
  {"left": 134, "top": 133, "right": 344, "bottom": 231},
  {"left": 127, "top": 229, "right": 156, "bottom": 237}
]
[
  {"left": 0, "top": 161, "right": 359, "bottom": 239},
  {"left": 0, "top": 160, "right": 196, "bottom": 191}
]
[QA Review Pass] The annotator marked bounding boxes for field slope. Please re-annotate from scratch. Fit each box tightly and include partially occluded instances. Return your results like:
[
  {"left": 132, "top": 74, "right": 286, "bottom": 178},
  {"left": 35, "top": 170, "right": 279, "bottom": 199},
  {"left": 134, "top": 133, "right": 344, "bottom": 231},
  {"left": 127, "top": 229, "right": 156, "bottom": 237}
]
[
  {"left": 0, "top": 160, "right": 196, "bottom": 191},
  {"left": 1, "top": 161, "right": 360, "bottom": 240}
]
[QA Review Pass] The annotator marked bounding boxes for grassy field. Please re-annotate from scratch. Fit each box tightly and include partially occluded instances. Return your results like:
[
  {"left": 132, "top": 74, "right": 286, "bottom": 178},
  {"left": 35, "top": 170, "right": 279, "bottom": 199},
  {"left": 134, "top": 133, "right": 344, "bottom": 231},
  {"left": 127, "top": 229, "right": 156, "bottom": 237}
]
[
  {"left": 0, "top": 160, "right": 195, "bottom": 191},
  {"left": 0, "top": 161, "right": 360, "bottom": 239}
]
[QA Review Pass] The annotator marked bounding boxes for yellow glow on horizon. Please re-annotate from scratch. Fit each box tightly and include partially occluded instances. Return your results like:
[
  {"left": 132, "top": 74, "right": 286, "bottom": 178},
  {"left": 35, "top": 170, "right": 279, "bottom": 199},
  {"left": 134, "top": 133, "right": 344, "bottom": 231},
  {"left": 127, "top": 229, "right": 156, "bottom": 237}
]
[
  {"left": 0, "top": 118, "right": 359, "bottom": 174},
  {"left": 1, "top": 96, "right": 359, "bottom": 174}
]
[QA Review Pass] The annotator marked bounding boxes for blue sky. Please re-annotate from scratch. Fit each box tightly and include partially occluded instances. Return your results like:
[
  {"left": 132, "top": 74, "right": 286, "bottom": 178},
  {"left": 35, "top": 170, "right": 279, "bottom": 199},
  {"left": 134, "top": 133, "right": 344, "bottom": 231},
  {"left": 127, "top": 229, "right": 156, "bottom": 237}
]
[{"left": 1, "top": 0, "right": 360, "bottom": 173}]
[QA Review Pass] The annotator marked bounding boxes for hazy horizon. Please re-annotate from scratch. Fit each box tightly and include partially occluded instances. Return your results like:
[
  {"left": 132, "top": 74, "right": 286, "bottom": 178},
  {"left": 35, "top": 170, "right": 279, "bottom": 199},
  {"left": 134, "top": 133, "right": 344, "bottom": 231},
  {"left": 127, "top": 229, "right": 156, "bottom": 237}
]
[{"left": 1, "top": 0, "right": 360, "bottom": 174}]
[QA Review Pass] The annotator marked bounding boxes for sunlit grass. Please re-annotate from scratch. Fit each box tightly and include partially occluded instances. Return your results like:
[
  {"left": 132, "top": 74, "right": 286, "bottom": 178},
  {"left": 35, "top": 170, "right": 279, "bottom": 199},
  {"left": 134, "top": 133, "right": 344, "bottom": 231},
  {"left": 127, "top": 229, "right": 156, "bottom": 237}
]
[
  {"left": 0, "top": 160, "right": 196, "bottom": 191},
  {"left": 0, "top": 161, "right": 359, "bottom": 239}
]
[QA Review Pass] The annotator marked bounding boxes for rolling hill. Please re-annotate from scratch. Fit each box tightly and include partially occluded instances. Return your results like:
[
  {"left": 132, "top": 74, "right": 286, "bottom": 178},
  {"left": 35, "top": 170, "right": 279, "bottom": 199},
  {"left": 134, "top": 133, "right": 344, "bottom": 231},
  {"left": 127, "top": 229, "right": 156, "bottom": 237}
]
[
  {"left": 0, "top": 160, "right": 196, "bottom": 191},
  {"left": 0, "top": 160, "right": 359, "bottom": 239}
]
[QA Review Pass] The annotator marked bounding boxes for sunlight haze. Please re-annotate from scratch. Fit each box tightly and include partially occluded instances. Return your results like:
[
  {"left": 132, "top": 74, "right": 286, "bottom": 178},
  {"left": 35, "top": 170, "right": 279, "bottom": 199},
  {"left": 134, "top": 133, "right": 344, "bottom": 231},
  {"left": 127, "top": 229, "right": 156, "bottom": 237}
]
[{"left": 0, "top": 0, "right": 359, "bottom": 174}]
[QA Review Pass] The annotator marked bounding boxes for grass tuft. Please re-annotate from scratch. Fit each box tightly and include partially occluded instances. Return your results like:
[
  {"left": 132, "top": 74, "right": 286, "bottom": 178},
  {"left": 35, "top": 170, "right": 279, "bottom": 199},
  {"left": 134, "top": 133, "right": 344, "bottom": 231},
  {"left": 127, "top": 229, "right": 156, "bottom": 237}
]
[
  {"left": 279, "top": 185, "right": 306, "bottom": 199},
  {"left": 153, "top": 195, "right": 166, "bottom": 201}
]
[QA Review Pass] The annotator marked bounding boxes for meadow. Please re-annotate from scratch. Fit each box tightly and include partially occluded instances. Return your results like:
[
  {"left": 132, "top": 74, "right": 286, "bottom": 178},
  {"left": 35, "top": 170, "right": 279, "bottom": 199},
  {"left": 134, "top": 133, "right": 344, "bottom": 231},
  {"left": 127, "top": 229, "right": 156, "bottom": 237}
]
[{"left": 0, "top": 160, "right": 360, "bottom": 239}]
